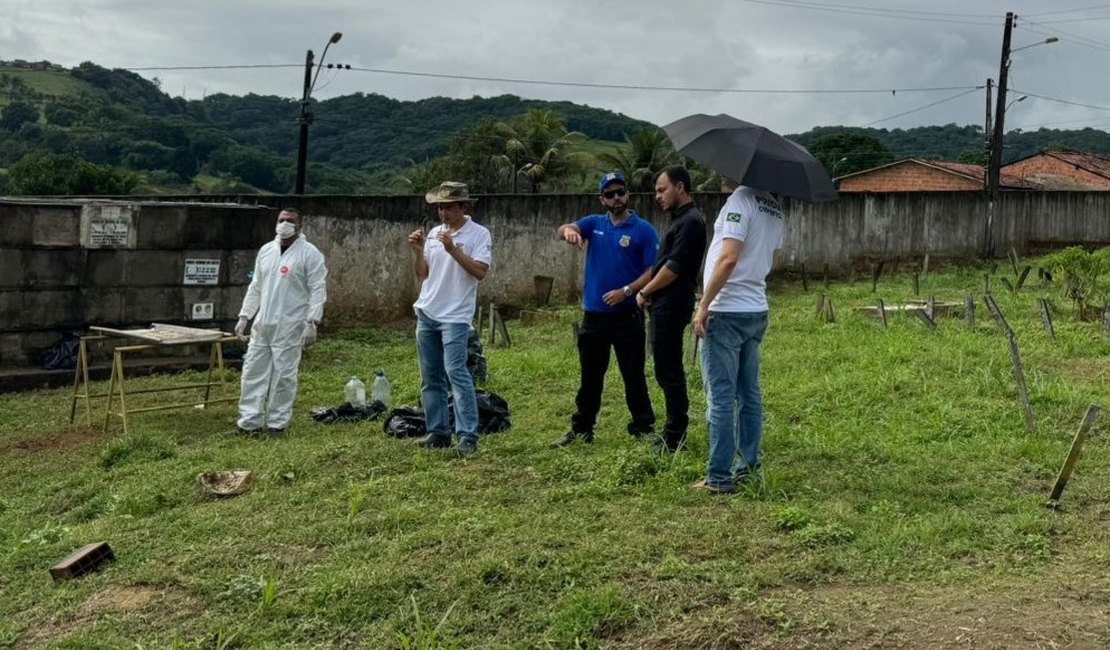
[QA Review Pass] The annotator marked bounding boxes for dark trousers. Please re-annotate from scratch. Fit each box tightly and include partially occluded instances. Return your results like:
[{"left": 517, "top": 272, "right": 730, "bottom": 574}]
[
  {"left": 650, "top": 302, "right": 694, "bottom": 447},
  {"left": 571, "top": 309, "right": 655, "bottom": 435}
]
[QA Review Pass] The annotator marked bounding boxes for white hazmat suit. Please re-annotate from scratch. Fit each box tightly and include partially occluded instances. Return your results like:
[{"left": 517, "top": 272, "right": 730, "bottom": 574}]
[{"left": 237, "top": 232, "right": 327, "bottom": 431}]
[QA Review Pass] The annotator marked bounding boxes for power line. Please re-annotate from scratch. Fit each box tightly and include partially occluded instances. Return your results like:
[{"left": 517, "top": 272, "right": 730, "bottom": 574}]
[
  {"left": 1010, "top": 89, "right": 1110, "bottom": 113},
  {"left": 125, "top": 64, "right": 301, "bottom": 71},
  {"left": 860, "top": 88, "right": 982, "bottom": 127},
  {"left": 342, "top": 66, "right": 980, "bottom": 95},
  {"left": 1021, "top": 20, "right": 1110, "bottom": 53},
  {"left": 733, "top": 0, "right": 999, "bottom": 24},
  {"left": 1022, "top": 4, "right": 1110, "bottom": 18}
]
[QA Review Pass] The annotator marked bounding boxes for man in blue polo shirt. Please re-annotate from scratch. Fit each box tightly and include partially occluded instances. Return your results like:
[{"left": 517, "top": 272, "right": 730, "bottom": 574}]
[{"left": 551, "top": 172, "right": 660, "bottom": 448}]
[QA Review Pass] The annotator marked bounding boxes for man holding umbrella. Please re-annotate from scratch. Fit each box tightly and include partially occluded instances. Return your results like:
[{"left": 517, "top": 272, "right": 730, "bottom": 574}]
[
  {"left": 691, "top": 179, "right": 784, "bottom": 492},
  {"left": 658, "top": 113, "right": 836, "bottom": 493}
]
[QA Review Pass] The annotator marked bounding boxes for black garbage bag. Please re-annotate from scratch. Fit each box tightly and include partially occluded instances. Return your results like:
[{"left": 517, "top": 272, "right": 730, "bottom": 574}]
[
  {"left": 383, "top": 405, "right": 428, "bottom": 438},
  {"left": 40, "top": 332, "right": 81, "bottom": 370},
  {"left": 467, "top": 326, "right": 489, "bottom": 383},
  {"left": 448, "top": 389, "right": 511, "bottom": 434},
  {"left": 311, "top": 400, "right": 388, "bottom": 425}
]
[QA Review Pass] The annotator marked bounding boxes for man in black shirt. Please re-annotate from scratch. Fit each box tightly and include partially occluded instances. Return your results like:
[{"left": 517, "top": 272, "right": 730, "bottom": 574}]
[{"left": 636, "top": 166, "right": 708, "bottom": 452}]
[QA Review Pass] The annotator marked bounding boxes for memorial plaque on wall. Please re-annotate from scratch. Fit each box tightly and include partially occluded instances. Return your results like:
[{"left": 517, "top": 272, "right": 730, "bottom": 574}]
[
  {"left": 183, "top": 259, "right": 221, "bottom": 285},
  {"left": 80, "top": 204, "right": 137, "bottom": 248}
]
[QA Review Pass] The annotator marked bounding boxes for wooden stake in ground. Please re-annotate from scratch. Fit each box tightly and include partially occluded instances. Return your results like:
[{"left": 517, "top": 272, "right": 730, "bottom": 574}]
[
  {"left": 490, "top": 306, "right": 511, "bottom": 347},
  {"left": 871, "top": 260, "right": 884, "bottom": 293},
  {"left": 1016, "top": 265, "right": 1031, "bottom": 291},
  {"left": 1000, "top": 277, "right": 1015, "bottom": 294},
  {"left": 912, "top": 272, "right": 920, "bottom": 297},
  {"left": 814, "top": 293, "right": 826, "bottom": 317},
  {"left": 965, "top": 293, "right": 976, "bottom": 331},
  {"left": 922, "top": 253, "right": 930, "bottom": 278},
  {"left": 983, "top": 274, "right": 990, "bottom": 294},
  {"left": 1005, "top": 332, "right": 1036, "bottom": 434},
  {"left": 1038, "top": 298, "right": 1055, "bottom": 339},
  {"left": 1047, "top": 405, "right": 1101, "bottom": 508},
  {"left": 877, "top": 298, "right": 888, "bottom": 330},
  {"left": 488, "top": 301, "right": 497, "bottom": 346},
  {"left": 984, "top": 294, "right": 1034, "bottom": 433},
  {"left": 822, "top": 298, "right": 836, "bottom": 323},
  {"left": 912, "top": 308, "right": 937, "bottom": 331},
  {"left": 1008, "top": 247, "right": 1020, "bottom": 276},
  {"left": 1103, "top": 301, "right": 1110, "bottom": 339},
  {"left": 686, "top": 326, "right": 700, "bottom": 365},
  {"left": 926, "top": 295, "right": 935, "bottom": 320}
]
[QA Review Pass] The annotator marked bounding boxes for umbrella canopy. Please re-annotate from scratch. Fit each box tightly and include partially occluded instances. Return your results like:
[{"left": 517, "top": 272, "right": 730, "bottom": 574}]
[{"left": 662, "top": 114, "right": 838, "bottom": 203}]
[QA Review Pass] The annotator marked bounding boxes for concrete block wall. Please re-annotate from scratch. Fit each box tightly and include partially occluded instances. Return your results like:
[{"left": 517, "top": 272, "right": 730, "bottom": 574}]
[
  {"left": 4, "top": 190, "right": 1110, "bottom": 369},
  {"left": 0, "top": 199, "right": 271, "bottom": 367}
]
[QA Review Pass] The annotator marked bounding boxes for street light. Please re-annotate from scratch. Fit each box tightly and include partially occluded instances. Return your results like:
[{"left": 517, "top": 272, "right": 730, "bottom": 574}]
[
  {"left": 1011, "top": 36, "right": 1057, "bottom": 53},
  {"left": 832, "top": 156, "right": 849, "bottom": 178},
  {"left": 1006, "top": 95, "right": 1027, "bottom": 111},
  {"left": 295, "top": 31, "right": 343, "bottom": 194}
]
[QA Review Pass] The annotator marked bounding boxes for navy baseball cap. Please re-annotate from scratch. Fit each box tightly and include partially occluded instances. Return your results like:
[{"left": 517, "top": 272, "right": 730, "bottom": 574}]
[{"left": 598, "top": 172, "right": 626, "bottom": 193}]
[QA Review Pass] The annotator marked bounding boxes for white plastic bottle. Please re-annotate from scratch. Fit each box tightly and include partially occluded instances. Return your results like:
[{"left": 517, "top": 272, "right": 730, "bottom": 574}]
[
  {"left": 345, "top": 376, "right": 366, "bottom": 408},
  {"left": 371, "top": 370, "right": 392, "bottom": 408}
]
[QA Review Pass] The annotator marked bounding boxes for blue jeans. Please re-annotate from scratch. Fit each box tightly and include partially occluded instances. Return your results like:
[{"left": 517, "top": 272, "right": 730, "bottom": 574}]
[
  {"left": 415, "top": 309, "right": 478, "bottom": 442},
  {"left": 701, "top": 311, "right": 769, "bottom": 490}
]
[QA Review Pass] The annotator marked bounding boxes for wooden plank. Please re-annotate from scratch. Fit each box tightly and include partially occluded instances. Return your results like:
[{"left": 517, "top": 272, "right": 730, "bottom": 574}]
[
  {"left": 1103, "top": 302, "right": 1110, "bottom": 339},
  {"left": 814, "top": 293, "right": 826, "bottom": 317},
  {"left": 1016, "top": 265, "right": 1032, "bottom": 291},
  {"left": 983, "top": 273, "right": 990, "bottom": 294},
  {"left": 1048, "top": 405, "right": 1101, "bottom": 507},
  {"left": 926, "top": 295, "right": 935, "bottom": 320},
  {"left": 871, "top": 260, "right": 884, "bottom": 293},
  {"left": 912, "top": 272, "right": 920, "bottom": 297},
  {"left": 493, "top": 305, "right": 511, "bottom": 347},
  {"left": 823, "top": 298, "right": 836, "bottom": 323},
  {"left": 1005, "top": 332, "right": 1036, "bottom": 434},
  {"left": 983, "top": 294, "right": 1012, "bottom": 336},
  {"left": 965, "top": 293, "right": 975, "bottom": 331},
  {"left": 800, "top": 263, "right": 809, "bottom": 292},
  {"left": 878, "top": 299, "right": 887, "bottom": 330},
  {"left": 1008, "top": 247, "right": 1020, "bottom": 276},
  {"left": 1038, "top": 298, "right": 1055, "bottom": 339},
  {"left": 912, "top": 308, "right": 937, "bottom": 330}
]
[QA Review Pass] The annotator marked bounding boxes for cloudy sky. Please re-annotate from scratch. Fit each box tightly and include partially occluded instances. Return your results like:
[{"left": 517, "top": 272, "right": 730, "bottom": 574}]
[{"left": 5, "top": 0, "right": 1110, "bottom": 136}]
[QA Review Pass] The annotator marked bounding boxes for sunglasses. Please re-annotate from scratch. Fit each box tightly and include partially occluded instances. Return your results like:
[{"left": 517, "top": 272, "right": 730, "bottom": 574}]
[{"left": 602, "top": 188, "right": 628, "bottom": 199}]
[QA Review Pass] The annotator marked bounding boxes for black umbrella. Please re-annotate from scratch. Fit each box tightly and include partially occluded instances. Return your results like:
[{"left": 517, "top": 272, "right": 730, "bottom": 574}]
[{"left": 662, "top": 113, "right": 838, "bottom": 203}]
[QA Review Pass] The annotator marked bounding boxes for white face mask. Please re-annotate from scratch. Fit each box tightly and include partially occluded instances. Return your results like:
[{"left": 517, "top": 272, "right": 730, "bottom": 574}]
[{"left": 276, "top": 221, "right": 297, "bottom": 239}]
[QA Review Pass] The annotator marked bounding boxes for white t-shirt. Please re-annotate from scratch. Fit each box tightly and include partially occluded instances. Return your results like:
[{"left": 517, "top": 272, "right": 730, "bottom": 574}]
[
  {"left": 703, "top": 186, "right": 784, "bottom": 313},
  {"left": 413, "top": 216, "right": 493, "bottom": 323}
]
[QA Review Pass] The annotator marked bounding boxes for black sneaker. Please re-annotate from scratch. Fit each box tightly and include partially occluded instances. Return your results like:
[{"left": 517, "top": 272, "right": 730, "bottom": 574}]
[
  {"left": 550, "top": 430, "right": 594, "bottom": 448},
  {"left": 265, "top": 427, "right": 286, "bottom": 438},
  {"left": 225, "top": 426, "right": 262, "bottom": 438},
  {"left": 454, "top": 437, "right": 478, "bottom": 456},
  {"left": 416, "top": 433, "right": 452, "bottom": 449}
]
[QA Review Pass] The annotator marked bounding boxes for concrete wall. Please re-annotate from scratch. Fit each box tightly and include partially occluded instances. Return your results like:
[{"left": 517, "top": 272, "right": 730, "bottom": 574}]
[{"left": 3, "top": 191, "right": 1109, "bottom": 368}]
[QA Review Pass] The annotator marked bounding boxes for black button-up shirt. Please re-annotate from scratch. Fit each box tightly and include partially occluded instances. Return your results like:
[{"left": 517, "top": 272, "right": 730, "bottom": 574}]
[{"left": 651, "top": 200, "right": 708, "bottom": 309}]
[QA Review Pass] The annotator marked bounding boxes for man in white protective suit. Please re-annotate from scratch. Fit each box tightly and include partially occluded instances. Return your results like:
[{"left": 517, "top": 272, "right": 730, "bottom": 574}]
[{"left": 229, "top": 207, "right": 327, "bottom": 437}]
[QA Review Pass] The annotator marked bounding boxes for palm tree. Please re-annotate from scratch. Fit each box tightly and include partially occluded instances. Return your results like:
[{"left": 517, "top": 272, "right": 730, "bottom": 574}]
[
  {"left": 597, "top": 127, "right": 679, "bottom": 192},
  {"left": 491, "top": 109, "right": 588, "bottom": 193}
]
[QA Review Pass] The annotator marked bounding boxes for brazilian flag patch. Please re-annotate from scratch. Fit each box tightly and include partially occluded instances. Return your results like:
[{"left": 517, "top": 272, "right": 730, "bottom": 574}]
[{"left": 726, "top": 212, "right": 742, "bottom": 223}]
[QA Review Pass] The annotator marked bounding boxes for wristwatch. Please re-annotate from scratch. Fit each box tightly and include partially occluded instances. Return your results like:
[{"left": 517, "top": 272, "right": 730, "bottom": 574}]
[{"left": 623, "top": 285, "right": 633, "bottom": 297}]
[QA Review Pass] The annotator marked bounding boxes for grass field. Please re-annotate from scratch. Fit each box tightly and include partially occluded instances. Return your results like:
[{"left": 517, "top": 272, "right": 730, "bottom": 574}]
[{"left": 1, "top": 262, "right": 1109, "bottom": 649}]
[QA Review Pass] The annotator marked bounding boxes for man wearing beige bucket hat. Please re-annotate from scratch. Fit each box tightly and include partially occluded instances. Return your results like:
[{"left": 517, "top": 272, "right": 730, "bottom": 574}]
[{"left": 407, "top": 182, "right": 493, "bottom": 456}]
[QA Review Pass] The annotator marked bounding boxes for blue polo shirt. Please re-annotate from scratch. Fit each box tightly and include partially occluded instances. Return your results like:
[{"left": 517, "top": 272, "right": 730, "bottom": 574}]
[{"left": 575, "top": 212, "right": 659, "bottom": 313}]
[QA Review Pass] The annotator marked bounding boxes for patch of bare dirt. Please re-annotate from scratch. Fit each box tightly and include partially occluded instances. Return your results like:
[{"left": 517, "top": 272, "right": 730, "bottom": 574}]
[
  {"left": 14, "top": 585, "right": 197, "bottom": 650},
  {"left": 608, "top": 572, "right": 1110, "bottom": 650},
  {"left": 0, "top": 428, "right": 107, "bottom": 456}
]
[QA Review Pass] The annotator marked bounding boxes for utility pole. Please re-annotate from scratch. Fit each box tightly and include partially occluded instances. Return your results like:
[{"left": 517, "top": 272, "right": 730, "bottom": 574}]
[
  {"left": 984, "top": 78, "right": 993, "bottom": 160},
  {"left": 987, "top": 12, "right": 1013, "bottom": 200},
  {"left": 984, "top": 11, "right": 1014, "bottom": 258},
  {"left": 295, "top": 49, "right": 314, "bottom": 195}
]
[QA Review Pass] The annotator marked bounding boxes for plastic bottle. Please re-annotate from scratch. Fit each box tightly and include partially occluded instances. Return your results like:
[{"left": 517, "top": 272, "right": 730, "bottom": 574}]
[
  {"left": 371, "top": 370, "right": 392, "bottom": 408},
  {"left": 345, "top": 376, "right": 366, "bottom": 408}
]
